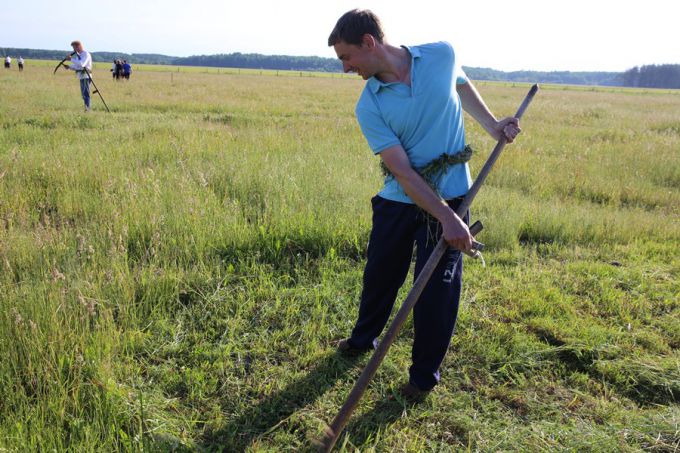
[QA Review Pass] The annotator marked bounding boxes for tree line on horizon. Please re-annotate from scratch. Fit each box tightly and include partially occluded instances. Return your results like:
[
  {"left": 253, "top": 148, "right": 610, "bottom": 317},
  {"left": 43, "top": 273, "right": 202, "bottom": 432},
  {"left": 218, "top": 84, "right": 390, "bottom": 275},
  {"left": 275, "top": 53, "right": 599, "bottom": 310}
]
[
  {"left": 2, "top": 46, "right": 678, "bottom": 89},
  {"left": 621, "top": 65, "right": 680, "bottom": 89}
]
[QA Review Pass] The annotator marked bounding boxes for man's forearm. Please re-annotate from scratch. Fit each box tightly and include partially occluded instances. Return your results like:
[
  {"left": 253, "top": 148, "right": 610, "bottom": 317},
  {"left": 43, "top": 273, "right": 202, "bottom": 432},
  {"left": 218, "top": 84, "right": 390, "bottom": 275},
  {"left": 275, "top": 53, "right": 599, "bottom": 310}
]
[
  {"left": 457, "top": 81, "right": 497, "bottom": 135},
  {"left": 457, "top": 81, "right": 521, "bottom": 143},
  {"left": 391, "top": 165, "right": 459, "bottom": 226},
  {"left": 380, "top": 144, "right": 472, "bottom": 251}
]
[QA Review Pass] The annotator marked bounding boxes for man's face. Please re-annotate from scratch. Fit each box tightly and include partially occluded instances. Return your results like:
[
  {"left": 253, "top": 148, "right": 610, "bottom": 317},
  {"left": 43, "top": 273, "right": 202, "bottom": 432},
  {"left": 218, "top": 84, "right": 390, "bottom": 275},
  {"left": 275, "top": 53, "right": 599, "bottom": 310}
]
[
  {"left": 72, "top": 43, "right": 83, "bottom": 53},
  {"left": 334, "top": 38, "right": 376, "bottom": 80}
]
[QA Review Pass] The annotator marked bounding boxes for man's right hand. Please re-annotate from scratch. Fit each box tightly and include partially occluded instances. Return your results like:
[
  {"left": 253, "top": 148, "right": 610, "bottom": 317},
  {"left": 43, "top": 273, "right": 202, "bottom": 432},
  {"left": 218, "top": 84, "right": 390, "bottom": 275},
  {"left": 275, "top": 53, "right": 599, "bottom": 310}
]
[{"left": 441, "top": 211, "right": 473, "bottom": 253}]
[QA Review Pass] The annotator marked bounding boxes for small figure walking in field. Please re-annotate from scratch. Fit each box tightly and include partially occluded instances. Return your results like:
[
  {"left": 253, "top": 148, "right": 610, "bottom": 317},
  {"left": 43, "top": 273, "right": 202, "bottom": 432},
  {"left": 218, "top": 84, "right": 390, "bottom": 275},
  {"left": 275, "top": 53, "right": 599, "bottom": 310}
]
[
  {"left": 18, "top": 56, "right": 24, "bottom": 71},
  {"left": 329, "top": 9, "right": 521, "bottom": 400},
  {"left": 115, "top": 60, "right": 123, "bottom": 80},
  {"left": 111, "top": 59, "right": 118, "bottom": 79},
  {"left": 122, "top": 60, "right": 131, "bottom": 80},
  {"left": 62, "top": 40, "right": 93, "bottom": 112},
  {"left": 4, "top": 56, "right": 10, "bottom": 69}
]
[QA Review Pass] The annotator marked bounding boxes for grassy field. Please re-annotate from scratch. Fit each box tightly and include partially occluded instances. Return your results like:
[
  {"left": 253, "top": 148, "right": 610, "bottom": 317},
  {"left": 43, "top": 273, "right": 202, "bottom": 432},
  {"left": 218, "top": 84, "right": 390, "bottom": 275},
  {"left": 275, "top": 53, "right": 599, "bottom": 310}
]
[{"left": 0, "top": 63, "right": 678, "bottom": 452}]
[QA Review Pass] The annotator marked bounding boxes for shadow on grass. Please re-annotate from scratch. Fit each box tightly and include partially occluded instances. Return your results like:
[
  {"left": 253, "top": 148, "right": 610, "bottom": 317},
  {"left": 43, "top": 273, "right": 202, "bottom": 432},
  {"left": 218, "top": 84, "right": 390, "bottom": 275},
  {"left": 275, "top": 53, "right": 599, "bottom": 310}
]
[
  {"left": 339, "top": 397, "right": 411, "bottom": 448},
  {"left": 528, "top": 325, "right": 679, "bottom": 406},
  {"left": 198, "top": 351, "right": 362, "bottom": 451}
]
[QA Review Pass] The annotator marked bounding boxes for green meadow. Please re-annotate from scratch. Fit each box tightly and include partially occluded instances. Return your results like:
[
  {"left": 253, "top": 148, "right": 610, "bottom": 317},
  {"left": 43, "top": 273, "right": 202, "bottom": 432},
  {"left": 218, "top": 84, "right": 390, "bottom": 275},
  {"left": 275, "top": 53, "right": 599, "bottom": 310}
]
[{"left": 0, "top": 63, "right": 678, "bottom": 451}]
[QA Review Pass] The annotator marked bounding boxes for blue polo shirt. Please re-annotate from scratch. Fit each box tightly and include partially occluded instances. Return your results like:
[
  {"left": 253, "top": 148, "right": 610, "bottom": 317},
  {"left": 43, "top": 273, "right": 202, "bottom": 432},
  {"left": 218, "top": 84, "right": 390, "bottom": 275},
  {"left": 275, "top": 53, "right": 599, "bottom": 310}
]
[{"left": 355, "top": 41, "right": 470, "bottom": 203}]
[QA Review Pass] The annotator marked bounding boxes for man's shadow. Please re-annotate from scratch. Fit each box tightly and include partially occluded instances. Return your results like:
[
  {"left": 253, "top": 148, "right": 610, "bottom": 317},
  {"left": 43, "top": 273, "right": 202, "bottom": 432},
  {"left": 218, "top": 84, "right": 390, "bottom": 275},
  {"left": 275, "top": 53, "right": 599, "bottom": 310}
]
[
  {"left": 198, "top": 350, "right": 361, "bottom": 451},
  {"left": 339, "top": 397, "right": 411, "bottom": 448},
  {"left": 197, "top": 349, "right": 415, "bottom": 451}
]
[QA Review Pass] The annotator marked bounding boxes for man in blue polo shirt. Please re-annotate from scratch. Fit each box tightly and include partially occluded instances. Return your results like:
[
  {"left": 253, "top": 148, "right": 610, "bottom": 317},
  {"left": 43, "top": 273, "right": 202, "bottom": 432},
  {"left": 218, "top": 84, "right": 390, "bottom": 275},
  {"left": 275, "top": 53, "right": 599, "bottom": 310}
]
[{"left": 328, "top": 9, "right": 521, "bottom": 399}]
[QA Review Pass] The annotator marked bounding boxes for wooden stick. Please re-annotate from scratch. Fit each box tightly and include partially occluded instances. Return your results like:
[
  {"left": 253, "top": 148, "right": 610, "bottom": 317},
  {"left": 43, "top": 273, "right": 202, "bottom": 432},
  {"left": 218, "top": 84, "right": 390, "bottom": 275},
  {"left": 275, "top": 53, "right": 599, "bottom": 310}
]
[{"left": 319, "top": 84, "right": 539, "bottom": 452}]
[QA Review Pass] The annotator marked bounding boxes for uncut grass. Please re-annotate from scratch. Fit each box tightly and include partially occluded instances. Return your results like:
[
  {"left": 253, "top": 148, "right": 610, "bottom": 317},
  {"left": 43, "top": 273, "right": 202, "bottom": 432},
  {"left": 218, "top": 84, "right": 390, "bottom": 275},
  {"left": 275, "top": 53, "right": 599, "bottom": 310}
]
[{"left": 1, "top": 67, "right": 678, "bottom": 451}]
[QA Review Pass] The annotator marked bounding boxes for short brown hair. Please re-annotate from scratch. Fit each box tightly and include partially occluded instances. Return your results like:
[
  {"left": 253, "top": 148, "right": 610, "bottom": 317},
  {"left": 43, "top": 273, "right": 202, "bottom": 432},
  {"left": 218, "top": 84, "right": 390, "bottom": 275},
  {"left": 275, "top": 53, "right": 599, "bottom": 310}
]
[
  {"left": 70, "top": 40, "right": 82, "bottom": 47},
  {"left": 328, "top": 9, "right": 384, "bottom": 47}
]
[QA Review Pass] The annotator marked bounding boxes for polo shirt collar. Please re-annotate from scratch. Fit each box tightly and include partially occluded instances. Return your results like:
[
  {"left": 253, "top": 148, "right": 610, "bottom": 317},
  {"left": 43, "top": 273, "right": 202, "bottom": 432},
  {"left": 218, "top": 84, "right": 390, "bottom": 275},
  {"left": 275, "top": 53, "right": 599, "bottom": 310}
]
[{"left": 368, "top": 45, "right": 421, "bottom": 93}]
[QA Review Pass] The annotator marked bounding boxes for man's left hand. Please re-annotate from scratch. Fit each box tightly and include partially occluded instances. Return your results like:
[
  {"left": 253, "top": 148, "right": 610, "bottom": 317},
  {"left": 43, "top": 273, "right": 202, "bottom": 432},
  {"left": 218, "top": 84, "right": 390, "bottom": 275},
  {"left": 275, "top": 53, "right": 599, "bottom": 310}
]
[{"left": 495, "top": 117, "right": 521, "bottom": 143}]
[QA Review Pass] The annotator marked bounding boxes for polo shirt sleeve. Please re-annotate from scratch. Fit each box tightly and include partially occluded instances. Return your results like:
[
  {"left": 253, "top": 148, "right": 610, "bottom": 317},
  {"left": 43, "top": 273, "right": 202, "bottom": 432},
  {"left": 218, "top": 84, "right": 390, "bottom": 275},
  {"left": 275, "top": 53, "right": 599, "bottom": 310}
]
[
  {"left": 456, "top": 66, "right": 468, "bottom": 85},
  {"left": 453, "top": 49, "right": 468, "bottom": 85},
  {"left": 355, "top": 104, "right": 401, "bottom": 155},
  {"left": 441, "top": 41, "right": 468, "bottom": 85}
]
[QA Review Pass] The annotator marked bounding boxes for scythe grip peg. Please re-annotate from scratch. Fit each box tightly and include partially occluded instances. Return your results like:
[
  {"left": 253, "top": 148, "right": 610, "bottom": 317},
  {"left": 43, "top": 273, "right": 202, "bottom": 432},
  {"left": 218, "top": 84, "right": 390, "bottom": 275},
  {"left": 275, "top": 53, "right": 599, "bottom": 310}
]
[{"left": 464, "top": 220, "right": 484, "bottom": 258}]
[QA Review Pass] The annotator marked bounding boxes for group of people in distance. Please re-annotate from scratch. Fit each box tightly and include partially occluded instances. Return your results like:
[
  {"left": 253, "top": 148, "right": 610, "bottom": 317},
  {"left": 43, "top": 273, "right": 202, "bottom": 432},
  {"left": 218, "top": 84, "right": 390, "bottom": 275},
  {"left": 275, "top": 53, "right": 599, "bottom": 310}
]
[
  {"left": 111, "top": 59, "right": 132, "bottom": 80},
  {"left": 4, "top": 56, "right": 24, "bottom": 71}
]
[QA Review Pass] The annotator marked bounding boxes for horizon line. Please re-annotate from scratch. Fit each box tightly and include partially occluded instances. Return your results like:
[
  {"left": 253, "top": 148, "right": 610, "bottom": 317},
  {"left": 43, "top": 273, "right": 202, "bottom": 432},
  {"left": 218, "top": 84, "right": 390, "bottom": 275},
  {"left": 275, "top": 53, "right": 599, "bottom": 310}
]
[{"left": 2, "top": 44, "right": 677, "bottom": 74}]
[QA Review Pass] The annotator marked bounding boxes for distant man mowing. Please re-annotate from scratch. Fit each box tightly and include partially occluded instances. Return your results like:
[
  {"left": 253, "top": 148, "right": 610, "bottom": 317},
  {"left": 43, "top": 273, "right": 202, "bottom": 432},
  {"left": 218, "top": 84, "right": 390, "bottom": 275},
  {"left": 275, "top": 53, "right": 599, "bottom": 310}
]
[
  {"left": 329, "top": 9, "right": 521, "bottom": 399},
  {"left": 62, "top": 40, "right": 93, "bottom": 112}
]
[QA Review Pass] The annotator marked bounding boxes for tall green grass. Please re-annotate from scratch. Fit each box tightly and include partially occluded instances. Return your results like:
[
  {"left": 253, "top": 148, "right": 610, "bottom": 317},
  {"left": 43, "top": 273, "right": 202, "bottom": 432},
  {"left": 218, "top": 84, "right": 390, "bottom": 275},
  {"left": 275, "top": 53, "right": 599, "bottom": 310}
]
[{"left": 0, "top": 65, "right": 678, "bottom": 451}]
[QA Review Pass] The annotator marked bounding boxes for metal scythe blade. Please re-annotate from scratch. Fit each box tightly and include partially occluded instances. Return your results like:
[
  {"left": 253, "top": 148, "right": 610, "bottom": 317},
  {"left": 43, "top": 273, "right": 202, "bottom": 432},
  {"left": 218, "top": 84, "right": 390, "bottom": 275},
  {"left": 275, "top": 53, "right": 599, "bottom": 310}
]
[{"left": 53, "top": 51, "right": 76, "bottom": 74}]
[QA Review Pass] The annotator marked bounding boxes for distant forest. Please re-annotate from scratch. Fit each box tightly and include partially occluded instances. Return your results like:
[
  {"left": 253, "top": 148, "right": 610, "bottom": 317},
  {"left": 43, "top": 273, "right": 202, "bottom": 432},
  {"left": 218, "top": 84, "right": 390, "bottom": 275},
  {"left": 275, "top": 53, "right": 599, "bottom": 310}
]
[
  {"left": 621, "top": 65, "right": 680, "bottom": 89},
  {"left": 3, "top": 47, "right": 679, "bottom": 89}
]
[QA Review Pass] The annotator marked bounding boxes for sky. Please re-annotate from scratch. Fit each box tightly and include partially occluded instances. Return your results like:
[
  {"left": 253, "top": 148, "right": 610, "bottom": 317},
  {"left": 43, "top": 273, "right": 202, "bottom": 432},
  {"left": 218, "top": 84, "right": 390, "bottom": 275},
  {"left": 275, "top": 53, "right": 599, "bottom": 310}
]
[{"left": 1, "top": 0, "right": 678, "bottom": 72}]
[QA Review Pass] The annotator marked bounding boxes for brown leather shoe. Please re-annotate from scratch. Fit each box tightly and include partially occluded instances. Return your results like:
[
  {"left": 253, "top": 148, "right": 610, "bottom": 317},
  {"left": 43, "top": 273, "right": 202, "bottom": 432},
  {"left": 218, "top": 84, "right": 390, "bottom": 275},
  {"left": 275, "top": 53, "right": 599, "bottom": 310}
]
[
  {"left": 390, "top": 382, "right": 430, "bottom": 403},
  {"left": 336, "top": 338, "right": 372, "bottom": 357}
]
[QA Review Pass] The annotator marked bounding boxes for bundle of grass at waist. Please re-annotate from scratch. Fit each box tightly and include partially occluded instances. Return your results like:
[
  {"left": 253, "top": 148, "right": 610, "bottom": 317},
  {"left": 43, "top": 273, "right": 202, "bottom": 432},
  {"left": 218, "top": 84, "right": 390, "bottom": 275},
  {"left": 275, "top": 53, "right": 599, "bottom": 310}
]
[{"left": 380, "top": 144, "right": 474, "bottom": 190}]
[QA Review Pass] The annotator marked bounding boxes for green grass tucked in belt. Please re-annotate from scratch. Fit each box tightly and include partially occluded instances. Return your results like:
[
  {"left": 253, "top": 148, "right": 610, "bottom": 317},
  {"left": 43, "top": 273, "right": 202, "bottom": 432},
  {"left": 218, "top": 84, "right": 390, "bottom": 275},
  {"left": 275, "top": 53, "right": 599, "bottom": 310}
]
[{"left": 380, "top": 144, "right": 474, "bottom": 190}]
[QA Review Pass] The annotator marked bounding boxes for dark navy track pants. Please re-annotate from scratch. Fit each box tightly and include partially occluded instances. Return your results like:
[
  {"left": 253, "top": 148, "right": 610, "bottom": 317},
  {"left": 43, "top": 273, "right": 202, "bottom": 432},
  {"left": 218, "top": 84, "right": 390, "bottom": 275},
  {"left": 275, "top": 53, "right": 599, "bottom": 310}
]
[{"left": 348, "top": 195, "right": 467, "bottom": 391}]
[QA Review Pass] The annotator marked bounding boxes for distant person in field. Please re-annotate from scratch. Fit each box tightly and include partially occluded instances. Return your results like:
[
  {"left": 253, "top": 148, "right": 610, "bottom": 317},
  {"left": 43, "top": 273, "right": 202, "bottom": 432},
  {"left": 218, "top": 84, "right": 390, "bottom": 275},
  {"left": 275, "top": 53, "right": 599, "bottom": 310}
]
[
  {"left": 122, "top": 60, "right": 131, "bottom": 79},
  {"left": 62, "top": 40, "right": 93, "bottom": 112},
  {"left": 329, "top": 9, "right": 521, "bottom": 400},
  {"left": 111, "top": 59, "right": 118, "bottom": 79},
  {"left": 115, "top": 60, "right": 123, "bottom": 80},
  {"left": 4, "top": 56, "right": 10, "bottom": 69},
  {"left": 18, "top": 56, "right": 24, "bottom": 71}
]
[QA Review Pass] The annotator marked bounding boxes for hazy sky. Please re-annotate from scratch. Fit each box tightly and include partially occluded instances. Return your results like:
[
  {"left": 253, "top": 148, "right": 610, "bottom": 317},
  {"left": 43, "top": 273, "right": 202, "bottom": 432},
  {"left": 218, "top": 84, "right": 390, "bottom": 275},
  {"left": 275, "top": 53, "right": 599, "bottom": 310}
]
[{"left": 1, "top": 0, "right": 677, "bottom": 72}]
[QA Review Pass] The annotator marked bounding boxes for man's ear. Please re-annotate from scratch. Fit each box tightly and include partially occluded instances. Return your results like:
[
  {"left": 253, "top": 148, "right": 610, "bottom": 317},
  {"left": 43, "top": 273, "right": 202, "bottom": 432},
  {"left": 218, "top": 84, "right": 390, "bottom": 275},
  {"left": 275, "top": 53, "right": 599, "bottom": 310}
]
[{"left": 361, "top": 33, "right": 377, "bottom": 49}]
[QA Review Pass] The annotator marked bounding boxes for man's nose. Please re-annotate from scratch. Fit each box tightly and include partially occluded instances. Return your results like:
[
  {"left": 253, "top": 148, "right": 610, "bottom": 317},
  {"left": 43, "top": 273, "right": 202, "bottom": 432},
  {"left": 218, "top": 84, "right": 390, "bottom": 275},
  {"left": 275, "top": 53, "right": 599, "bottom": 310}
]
[{"left": 342, "top": 62, "right": 352, "bottom": 73}]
